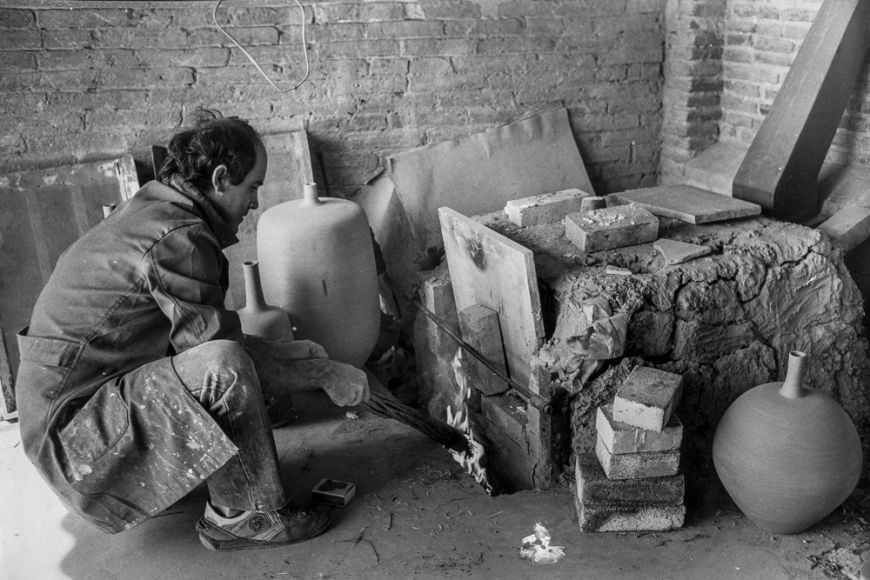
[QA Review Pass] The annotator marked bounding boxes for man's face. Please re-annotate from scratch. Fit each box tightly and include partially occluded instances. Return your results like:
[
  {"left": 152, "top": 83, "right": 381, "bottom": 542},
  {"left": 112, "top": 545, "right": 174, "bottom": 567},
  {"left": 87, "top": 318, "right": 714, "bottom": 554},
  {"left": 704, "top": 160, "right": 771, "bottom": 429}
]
[{"left": 213, "top": 143, "right": 268, "bottom": 233}]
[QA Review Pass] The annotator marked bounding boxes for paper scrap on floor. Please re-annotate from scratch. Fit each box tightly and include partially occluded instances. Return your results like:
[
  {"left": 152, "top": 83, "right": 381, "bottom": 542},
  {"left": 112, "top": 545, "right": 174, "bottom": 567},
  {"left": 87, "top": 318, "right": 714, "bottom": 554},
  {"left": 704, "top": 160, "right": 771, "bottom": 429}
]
[{"left": 519, "top": 522, "right": 566, "bottom": 565}]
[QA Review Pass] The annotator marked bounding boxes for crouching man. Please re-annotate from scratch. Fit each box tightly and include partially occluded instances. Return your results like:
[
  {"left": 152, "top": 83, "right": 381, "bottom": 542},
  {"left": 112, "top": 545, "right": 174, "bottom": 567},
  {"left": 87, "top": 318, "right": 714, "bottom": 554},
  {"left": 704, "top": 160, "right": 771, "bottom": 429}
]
[{"left": 15, "top": 111, "right": 368, "bottom": 551}]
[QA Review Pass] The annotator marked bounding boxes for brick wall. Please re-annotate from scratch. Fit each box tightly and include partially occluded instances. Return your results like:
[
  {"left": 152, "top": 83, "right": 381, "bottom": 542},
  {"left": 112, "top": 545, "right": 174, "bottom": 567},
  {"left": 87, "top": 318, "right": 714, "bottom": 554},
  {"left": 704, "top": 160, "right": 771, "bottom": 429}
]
[
  {"left": 721, "top": 0, "right": 870, "bottom": 168},
  {"left": 719, "top": 0, "right": 820, "bottom": 146},
  {"left": 660, "top": 0, "right": 726, "bottom": 176},
  {"left": 0, "top": 0, "right": 667, "bottom": 198},
  {"left": 661, "top": 0, "right": 870, "bottom": 174}
]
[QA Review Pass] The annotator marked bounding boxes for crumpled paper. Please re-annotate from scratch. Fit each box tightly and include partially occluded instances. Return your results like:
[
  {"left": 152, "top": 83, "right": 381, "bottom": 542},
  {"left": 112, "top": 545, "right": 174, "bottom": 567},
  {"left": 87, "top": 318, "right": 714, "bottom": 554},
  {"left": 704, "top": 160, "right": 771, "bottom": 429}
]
[
  {"left": 519, "top": 522, "right": 566, "bottom": 565},
  {"left": 555, "top": 296, "right": 628, "bottom": 360},
  {"left": 532, "top": 297, "right": 629, "bottom": 394}
]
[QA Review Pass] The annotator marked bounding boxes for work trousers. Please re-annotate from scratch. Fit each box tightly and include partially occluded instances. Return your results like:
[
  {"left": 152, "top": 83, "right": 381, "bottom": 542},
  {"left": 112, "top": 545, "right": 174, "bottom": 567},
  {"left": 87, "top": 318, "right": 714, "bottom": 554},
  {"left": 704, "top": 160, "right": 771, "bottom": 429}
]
[{"left": 168, "top": 340, "right": 288, "bottom": 512}]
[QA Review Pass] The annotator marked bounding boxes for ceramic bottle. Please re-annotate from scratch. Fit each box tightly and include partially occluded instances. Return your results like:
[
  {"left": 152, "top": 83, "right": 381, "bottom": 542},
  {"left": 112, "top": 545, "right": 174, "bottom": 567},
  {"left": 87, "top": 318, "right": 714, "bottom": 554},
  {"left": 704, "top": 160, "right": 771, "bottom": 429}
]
[
  {"left": 236, "top": 260, "right": 295, "bottom": 340},
  {"left": 712, "top": 350, "right": 863, "bottom": 534},
  {"left": 256, "top": 182, "right": 379, "bottom": 367}
]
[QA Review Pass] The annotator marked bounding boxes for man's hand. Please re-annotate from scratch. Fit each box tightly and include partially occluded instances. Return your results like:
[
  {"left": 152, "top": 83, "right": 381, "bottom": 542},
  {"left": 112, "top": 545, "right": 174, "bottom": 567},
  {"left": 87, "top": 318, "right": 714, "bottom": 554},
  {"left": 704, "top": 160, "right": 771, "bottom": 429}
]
[
  {"left": 312, "top": 359, "right": 370, "bottom": 407},
  {"left": 242, "top": 335, "right": 369, "bottom": 405},
  {"left": 243, "top": 335, "right": 328, "bottom": 361}
]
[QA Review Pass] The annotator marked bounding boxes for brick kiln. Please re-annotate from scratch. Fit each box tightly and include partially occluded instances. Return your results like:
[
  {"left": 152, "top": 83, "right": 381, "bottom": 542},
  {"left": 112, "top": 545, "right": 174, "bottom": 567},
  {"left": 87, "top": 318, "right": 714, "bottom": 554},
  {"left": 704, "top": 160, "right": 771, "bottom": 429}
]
[{"left": 413, "top": 190, "right": 870, "bottom": 515}]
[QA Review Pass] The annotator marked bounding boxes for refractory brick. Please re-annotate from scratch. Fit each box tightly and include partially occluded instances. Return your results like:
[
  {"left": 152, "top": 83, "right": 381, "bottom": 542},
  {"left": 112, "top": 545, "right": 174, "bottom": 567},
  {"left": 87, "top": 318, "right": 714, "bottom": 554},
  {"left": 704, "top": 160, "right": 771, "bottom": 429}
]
[
  {"left": 458, "top": 304, "right": 509, "bottom": 395},
  {"left": 504, "top": 188, "right": 591, "bottom": 227},
  {"left": 612, "top": 366, "right": 683, "bottom": 432},
  {"left": 596, "top": 404, "right": 682, "bottom": 455},
  {"left": 563, "top": 204, "right": 659, "bottom": 253},
  {"left": 595, "top": 436, "right": 680, "bottom": 480},
  {"left": 575, "top": 493, "right": 686, "bottom": 532},
  {"left": 575, "top": 453, "right": 685, "bottom": 506},
  {"left": 580, "top": 196, "right": 607, "bottom": 212}
]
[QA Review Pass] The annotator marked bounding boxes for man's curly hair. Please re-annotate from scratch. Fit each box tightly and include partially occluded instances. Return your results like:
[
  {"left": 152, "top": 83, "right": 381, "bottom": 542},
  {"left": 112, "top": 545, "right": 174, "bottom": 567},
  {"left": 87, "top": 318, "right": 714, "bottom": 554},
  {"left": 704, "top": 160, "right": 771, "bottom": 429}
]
[{"left": 158, "top": 109, "right": 261, "bottom": 194}]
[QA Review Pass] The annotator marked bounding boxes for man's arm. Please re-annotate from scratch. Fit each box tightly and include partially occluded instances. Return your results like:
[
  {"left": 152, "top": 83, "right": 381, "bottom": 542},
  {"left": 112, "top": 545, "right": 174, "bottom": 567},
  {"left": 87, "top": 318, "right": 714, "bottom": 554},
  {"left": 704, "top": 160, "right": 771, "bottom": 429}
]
[
  {"left": 147, "top": 224, "right": 243, "bottom": 350},
  {"left": 243, "top": 335, "right": 370, "bottom": 407},
  {"left": 148, "top": 224, "right": 368, "bottom": 406}
]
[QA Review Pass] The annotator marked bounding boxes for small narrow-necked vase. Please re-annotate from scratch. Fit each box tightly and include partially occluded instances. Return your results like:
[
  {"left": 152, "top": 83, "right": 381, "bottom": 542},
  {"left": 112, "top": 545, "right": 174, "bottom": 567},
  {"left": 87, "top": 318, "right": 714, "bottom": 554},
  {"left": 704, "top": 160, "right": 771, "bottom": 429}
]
[
  {"left": 712, "top": 350, "right": 863, "bottom": 534},
  {"left": 237, "top": 260, "right": 294, "bottom": 340}
]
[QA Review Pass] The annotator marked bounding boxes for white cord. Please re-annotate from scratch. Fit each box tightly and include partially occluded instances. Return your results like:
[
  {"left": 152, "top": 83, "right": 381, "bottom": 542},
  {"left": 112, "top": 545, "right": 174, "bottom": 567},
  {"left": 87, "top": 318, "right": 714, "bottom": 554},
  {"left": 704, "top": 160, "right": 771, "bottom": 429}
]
[{"left": 211, "top": 0, "right": 310, "bottom": 92}]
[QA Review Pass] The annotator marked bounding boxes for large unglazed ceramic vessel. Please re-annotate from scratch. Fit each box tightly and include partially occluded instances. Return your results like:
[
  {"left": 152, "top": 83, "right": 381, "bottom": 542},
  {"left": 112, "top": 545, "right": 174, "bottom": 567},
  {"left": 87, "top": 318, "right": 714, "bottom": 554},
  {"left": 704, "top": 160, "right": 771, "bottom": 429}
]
[
  {"left": 712, "top": 350, "right": 863, "bottom": 534},
  {"left": 256, "top": 182, "right": 379, "bottom": 367}
]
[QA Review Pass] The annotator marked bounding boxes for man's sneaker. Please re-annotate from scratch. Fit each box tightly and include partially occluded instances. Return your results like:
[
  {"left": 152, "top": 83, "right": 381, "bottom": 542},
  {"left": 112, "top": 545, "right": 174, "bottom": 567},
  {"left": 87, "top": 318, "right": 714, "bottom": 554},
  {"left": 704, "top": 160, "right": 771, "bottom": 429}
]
[{"left": 196, "top": 502, "right": 330, "bottom": 551}]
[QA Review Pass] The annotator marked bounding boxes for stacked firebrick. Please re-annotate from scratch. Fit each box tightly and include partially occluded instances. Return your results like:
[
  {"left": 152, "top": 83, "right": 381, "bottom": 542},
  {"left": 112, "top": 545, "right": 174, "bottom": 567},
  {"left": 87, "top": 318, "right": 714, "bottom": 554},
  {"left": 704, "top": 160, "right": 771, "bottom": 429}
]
[{"left": 575, "top": 366, "right": 686, "bottom": 532}]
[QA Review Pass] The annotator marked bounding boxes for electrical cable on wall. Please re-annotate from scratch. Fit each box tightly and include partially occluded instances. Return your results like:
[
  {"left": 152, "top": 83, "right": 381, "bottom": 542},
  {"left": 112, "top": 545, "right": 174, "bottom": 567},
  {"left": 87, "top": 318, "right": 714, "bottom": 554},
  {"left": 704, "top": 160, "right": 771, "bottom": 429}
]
[{"left": 212, "top": 0, "right": 310, "bottom": 92}]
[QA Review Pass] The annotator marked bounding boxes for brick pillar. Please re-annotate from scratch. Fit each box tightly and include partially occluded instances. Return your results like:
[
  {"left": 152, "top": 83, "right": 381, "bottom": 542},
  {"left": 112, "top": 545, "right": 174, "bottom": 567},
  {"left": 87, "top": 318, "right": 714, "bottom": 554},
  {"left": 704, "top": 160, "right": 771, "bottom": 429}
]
[{"left": 660, "top": 0, "right": 726, "bottom": 183}]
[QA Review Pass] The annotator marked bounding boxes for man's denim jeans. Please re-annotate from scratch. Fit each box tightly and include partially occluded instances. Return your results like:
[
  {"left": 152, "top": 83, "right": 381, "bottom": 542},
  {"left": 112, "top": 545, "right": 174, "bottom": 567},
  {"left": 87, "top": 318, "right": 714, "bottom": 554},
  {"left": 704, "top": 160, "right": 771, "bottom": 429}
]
[{"left": 171, "top": 340, "right": 288, "bottom": 512}]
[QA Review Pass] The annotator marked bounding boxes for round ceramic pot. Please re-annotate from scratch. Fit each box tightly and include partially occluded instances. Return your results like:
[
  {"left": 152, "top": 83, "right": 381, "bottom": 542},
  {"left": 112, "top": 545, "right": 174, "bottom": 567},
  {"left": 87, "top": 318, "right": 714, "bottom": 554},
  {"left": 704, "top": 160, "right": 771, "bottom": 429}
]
[{"left": 712, "top": 350, "right": 863, "bottom": 534}]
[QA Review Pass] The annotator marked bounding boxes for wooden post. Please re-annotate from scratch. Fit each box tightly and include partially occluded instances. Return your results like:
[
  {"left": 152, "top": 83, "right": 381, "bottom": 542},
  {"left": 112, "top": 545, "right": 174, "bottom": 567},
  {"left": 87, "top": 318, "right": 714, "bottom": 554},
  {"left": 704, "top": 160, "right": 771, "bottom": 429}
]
[{"left": 732, "top": 0, "right": 870, "bottom": 221}]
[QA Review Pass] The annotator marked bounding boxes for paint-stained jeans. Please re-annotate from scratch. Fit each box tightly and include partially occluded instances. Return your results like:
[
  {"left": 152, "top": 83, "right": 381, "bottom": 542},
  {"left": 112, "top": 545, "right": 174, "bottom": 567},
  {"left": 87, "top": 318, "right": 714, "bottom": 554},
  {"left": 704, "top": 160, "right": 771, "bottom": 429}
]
[{"left": 169, "top": 340, "right": 288, "bottom": 512}]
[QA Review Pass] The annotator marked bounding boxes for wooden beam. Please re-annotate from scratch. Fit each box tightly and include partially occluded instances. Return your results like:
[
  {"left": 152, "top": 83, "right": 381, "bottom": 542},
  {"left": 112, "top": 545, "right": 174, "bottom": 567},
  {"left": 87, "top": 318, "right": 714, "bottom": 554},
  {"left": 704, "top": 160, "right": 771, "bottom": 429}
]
[{"left": 732, "top": 0, "right": 870, "bottom": 221}]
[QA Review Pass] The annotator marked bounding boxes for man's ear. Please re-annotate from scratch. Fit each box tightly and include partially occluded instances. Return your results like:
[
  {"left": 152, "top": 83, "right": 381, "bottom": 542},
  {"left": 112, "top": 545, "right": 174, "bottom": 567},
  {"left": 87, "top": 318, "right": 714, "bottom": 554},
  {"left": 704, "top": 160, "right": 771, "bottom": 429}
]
[{"left": 211, "top": 164, "right": 229, "bottom": 193}]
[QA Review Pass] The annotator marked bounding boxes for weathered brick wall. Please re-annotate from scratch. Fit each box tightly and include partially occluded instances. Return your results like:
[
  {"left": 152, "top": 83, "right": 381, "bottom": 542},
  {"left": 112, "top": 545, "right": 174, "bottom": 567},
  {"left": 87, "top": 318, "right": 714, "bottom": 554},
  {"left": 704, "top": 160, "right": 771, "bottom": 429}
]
[
  {"left": 0, "top": 0, "right": 667, "bottom": 198},
  {"left": 720, "top": 0, "right": 870, "bottom": 168},
  {"left": 660, "top": 0, "right": 726, "bottom": 175},
  {"left": 718, "top": 0, "right": 820, "bottom": 146},
  {"left": 661, "top": 0, "right": 870, "bottom": 173}
]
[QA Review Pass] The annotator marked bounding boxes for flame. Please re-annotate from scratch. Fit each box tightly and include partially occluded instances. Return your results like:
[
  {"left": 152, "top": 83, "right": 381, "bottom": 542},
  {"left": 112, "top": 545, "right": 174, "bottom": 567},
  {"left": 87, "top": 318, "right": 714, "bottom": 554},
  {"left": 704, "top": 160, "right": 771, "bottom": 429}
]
[{"left": 447, "top": 350, "right": 494, "bottom": 495}]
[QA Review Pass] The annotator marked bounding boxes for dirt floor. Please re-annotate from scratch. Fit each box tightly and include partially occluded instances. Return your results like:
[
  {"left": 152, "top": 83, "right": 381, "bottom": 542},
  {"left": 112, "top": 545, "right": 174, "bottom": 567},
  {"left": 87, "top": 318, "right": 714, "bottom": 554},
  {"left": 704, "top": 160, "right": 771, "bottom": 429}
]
[{"left": 2, "top": 390, "right": 868, "bottom": 580}]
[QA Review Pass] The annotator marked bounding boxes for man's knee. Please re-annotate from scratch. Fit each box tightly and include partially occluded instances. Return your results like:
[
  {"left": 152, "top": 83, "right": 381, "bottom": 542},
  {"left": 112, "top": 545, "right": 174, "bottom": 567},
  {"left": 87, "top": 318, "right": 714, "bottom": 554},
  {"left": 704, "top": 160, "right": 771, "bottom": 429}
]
[
  {"left": 190, "top": 340, "right": 252, "bottom": 370},
  {"left": 175, "top": 340, "right": 258, "bottom": 388},
  {"left": 171, "top": 340, "right": 265, "bottom": 420}
]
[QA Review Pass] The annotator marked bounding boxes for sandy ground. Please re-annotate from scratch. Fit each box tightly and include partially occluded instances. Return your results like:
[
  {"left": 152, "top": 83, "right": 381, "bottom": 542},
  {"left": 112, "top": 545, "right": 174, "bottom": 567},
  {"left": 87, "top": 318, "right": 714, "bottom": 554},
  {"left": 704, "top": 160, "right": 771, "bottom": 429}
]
[{"left": 2, "top": 391, "right": 868, "bottom": 580}]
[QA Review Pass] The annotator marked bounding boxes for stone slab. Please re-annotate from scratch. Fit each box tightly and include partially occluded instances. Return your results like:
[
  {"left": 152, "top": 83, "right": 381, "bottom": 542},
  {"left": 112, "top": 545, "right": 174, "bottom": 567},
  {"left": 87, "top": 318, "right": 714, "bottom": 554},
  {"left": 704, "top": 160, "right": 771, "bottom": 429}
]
[
  {"left": 680, "top": 141, "right": 747, "bottom": 196},
  {"left": 610, "top": 184, "right": 761, "bottom": 224},
  {"left": 612, "top": 366, "right": 683, "bottom": 432},
  {"left": 575, "top": 493, "right": 686, "bottom": 532},
  {"left": 653, "top": 238, "right": 712, "bottom": 266},
  {"left": 596, "top": 404, "right": 682, "bottom": 455},
  {"left": 817, "top": 205, "right": 870, "bottom": 252},
  {"left": 819, "top": 161, "right": 870, "bottom": 216},
  {"left": 595, "top": 437, "right": 680, "bottom": 480},
  {"left": 504, "top": 188, "right": 591, "bottom": 227},
  {"left": 439, "top": 207, "right": 545, "bottom": 390},
  {"left": 575, "top": 453, "right": 685, "bottom": 506},
  {"left": 563, "top": 204, "right": 659, "bottom": 253}
]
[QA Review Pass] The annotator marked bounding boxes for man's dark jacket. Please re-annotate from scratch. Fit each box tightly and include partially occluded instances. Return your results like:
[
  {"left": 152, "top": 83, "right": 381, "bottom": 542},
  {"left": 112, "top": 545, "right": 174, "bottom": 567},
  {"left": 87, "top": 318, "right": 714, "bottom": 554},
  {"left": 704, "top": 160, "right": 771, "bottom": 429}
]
[{"left": 16, "top": 181, "right": 244, "bottom": 533}]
